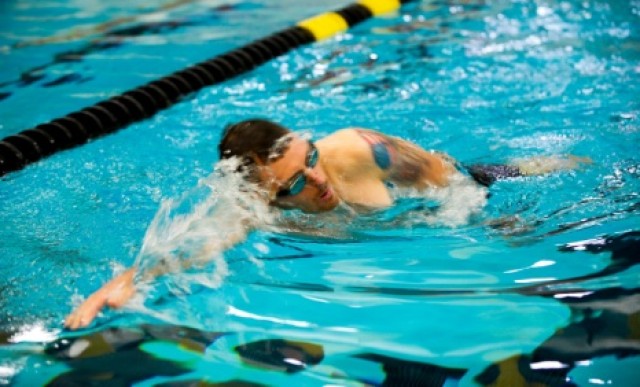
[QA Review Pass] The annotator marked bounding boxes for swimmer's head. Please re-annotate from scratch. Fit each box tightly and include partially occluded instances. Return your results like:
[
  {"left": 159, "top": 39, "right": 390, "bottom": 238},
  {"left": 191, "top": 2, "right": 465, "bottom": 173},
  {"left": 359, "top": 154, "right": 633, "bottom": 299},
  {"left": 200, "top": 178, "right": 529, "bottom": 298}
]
[
  {"left": 219, "top": 119, "right": 292, "bottom": 180},
  {"left": 219, "top": 119, "right": 339, "bottom": 213}
]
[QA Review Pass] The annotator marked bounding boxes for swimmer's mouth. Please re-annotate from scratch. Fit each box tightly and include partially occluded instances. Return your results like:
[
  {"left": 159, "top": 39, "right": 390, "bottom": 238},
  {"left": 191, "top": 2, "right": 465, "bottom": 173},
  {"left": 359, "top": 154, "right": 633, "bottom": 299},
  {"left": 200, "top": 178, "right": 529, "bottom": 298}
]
[{"left": 320, "top": 187, "right": 333, "bottom": 201}]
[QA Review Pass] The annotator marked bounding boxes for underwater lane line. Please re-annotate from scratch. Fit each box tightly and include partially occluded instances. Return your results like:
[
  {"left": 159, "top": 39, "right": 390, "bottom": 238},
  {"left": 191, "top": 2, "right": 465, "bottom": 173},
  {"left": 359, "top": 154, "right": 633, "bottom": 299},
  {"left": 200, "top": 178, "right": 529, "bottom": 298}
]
[{"left": 0, "top": 0, "right": 414, "bottom": 178}]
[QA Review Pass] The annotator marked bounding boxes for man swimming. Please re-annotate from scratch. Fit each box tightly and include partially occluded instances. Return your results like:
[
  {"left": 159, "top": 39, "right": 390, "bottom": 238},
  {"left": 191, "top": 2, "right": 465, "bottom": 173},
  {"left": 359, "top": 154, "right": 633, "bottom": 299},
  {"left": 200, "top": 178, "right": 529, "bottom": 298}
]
[{"left": 65, "top": 119, "right": 586, "bottom": 329}]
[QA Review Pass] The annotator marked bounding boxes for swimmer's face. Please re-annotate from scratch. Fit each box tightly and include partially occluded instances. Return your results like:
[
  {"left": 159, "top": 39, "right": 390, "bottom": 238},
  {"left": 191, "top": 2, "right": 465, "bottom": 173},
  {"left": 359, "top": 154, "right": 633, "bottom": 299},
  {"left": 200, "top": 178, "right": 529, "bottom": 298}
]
[{"left": 260, "top": 135, "right": 339, "bottom": 213}]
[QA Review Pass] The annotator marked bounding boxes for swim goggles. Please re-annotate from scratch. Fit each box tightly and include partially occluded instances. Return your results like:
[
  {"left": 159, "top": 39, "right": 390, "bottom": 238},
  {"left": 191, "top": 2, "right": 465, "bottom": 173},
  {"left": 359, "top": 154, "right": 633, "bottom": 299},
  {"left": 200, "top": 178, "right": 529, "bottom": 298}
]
[{"left": 276, "top": 141, "right": 319, "bottom": 198}]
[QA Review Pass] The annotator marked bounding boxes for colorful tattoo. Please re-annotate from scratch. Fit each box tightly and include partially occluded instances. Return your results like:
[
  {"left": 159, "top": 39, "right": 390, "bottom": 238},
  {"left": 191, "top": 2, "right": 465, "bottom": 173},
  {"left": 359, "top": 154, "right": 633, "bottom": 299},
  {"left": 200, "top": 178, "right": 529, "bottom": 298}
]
[
  {"left": 355, "top": 129, "right": 445, "bottom": 187},
  {"left": 387, "top": 139, "right": 426, "bottom": 184},
  {"left": 356, "top": 129, "right": 394, "bottom": 170}
]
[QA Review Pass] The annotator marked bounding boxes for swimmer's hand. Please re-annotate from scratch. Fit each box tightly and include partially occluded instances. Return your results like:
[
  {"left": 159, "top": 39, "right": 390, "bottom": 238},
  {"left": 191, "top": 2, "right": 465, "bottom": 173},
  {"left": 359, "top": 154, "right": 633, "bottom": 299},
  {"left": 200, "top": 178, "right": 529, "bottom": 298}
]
[{"left": 64, "top": 268, "right": 136, "bottom": 330}]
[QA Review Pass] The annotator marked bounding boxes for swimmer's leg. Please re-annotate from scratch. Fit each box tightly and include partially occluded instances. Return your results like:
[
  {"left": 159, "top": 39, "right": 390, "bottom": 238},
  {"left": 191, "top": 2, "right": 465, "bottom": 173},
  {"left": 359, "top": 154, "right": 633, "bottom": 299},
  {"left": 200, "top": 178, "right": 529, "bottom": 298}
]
[{"left": 465, "top": 155, "right": 592, "bottom": 187}]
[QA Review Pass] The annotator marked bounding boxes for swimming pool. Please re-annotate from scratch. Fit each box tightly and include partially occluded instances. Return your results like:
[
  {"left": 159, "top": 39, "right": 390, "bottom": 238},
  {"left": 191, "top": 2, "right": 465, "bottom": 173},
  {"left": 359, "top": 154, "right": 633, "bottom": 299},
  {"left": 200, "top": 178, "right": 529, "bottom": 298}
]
[{"left": 1, "top": 0, "right": 639, "bottom": 385}]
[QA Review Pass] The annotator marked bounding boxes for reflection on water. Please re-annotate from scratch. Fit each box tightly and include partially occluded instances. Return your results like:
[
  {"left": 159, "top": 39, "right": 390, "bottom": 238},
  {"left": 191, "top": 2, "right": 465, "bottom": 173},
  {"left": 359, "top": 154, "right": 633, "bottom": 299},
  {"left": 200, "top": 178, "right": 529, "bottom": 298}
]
[{"left": 3, "top": 233, "right": 639, "bottom": 385}]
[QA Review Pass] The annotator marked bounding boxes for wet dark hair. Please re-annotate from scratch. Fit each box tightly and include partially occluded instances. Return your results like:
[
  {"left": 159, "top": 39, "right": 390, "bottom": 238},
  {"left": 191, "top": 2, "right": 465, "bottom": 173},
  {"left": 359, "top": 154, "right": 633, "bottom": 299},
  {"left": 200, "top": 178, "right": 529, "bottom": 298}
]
[{"left": 218, "top": 119, "right": 292, "bottom": 179}]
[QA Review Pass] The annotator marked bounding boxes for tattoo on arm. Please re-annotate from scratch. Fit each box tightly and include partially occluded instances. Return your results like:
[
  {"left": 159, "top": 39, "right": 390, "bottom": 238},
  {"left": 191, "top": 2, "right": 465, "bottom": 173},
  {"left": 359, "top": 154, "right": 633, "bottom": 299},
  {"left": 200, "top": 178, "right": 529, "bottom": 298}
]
[
  {"left": 356, "top": 129, "right": 430, "bottom": 185},
  {"left": 356, "top": 129, "right": 394, "bottom": 169},
  {"left": 387, "top": 139, "right": 429, "bottom": 185}
]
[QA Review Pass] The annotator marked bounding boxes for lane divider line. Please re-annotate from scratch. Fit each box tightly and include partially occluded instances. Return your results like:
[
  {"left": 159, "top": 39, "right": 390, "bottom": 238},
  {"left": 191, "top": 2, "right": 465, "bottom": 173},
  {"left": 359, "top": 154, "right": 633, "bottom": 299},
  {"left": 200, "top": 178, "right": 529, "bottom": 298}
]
[{"left": 0, "top": 0, "right": 412, "bottom": 177}]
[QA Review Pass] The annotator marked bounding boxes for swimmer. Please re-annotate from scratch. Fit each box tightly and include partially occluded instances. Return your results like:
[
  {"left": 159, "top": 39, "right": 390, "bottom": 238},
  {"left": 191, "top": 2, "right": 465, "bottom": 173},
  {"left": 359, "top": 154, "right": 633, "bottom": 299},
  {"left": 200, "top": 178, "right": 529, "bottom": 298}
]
[{"left": 64, "top": 119, "right": 589, "bottom": 329}]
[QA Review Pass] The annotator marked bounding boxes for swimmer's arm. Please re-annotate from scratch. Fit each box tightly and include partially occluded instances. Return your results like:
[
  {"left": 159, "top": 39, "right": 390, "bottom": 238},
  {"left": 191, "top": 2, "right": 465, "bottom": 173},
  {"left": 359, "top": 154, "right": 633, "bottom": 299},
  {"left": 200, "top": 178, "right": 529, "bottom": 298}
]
[
  {"left": 354, "top": 129, "right": 456, "bottom": 188},
  {"left": 65, "top": 221, "right": 253, "bottom": 330},
  {"left": 513, "top": 155, "right": 592, "bottom": 176},
  {"left": 139, "top": 226, "right": 249, "bottom": 280}
]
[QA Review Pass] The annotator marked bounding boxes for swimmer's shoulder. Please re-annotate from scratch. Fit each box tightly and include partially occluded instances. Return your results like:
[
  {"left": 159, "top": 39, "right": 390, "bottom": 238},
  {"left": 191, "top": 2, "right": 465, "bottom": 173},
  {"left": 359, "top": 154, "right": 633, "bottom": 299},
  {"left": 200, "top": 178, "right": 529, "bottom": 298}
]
[
  {"left": 316, "top": 128, "right": 384, "bottom": 176},
  {"left": 317, "top": 127, "right": 366, "bottom": 143},
  {"left": 316, "top": 128, "right": 373, "bottom": 157}
]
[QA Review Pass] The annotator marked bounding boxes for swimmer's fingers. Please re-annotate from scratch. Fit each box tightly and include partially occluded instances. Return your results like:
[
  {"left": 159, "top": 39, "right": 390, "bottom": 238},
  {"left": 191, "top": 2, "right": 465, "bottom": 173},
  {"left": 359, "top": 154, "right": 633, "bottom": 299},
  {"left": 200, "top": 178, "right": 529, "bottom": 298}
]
[
  {"left": 64, "top": 268, "right": 137, "bottom": 330},
  {"left": 568, "top": 155, "right": 593, "bottom": 166},
  {"left": 64, "top": 291, "right": 109, "bottom": 329}
]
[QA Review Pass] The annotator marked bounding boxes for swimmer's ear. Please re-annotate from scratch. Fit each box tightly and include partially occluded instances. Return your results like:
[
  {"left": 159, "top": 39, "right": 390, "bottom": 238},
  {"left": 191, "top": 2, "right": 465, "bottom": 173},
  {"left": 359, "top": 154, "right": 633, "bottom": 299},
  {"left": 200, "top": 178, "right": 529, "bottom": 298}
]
[
  {"left": 250, "top": 151, "right": 264, "bottom": 166},
  {"left": 251, "top": 153, "right": 281, "bottom": 202},
  {"left": 248, "top": 152, "right": 270, "bottom": 182}
]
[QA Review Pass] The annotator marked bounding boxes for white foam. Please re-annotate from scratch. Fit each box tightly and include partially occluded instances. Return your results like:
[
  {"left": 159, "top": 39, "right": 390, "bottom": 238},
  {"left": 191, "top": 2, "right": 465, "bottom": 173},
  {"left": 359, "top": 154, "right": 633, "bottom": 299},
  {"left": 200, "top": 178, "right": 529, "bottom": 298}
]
[
  {"left": 392, "top": 173, "right": 488, "bottom": 227},
  {"left": 8, "top": 323, "right": 59, "bottom": 344}
]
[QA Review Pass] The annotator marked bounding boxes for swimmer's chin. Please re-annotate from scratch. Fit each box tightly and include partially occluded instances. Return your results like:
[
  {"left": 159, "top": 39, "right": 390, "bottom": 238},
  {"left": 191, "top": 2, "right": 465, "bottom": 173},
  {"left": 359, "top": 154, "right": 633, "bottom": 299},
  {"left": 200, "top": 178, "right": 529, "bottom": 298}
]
[
  {"left": 305, "top": 202, "right": 340, "bottom": 214},
  {"left": 292, "top": 199, "right": 339, "bottom": 214}
]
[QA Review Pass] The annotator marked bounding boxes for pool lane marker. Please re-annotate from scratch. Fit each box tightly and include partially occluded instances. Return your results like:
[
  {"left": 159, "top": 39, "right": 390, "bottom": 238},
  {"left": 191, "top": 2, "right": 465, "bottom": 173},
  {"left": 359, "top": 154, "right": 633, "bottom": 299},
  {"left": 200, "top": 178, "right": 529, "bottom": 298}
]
[{"left": 0, "top": 0, "right": 414, "bottom": 177}]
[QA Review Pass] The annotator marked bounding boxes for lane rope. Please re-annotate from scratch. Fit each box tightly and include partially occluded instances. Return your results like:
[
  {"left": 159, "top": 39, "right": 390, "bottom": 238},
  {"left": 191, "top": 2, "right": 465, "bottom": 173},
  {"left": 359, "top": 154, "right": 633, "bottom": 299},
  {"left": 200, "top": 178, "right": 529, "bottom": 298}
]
[{"left": 0, "top": 0, "right": 414, "bottom": 177}]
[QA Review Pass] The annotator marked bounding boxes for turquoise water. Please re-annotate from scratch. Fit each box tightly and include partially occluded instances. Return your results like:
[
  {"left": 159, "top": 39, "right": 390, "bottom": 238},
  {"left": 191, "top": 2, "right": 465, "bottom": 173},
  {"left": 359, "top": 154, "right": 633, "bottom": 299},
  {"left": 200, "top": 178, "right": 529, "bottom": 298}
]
[{"left": 1, "top": 0, "right": 639, "bottom": 385}]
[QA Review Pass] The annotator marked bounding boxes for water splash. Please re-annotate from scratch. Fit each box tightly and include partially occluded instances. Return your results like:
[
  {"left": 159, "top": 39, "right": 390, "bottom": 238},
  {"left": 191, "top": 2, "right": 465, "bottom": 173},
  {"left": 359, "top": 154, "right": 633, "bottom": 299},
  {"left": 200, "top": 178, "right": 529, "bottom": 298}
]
[
  {"left": 7, "top": 322, "right": 59, "bottom": 344},
  {"left": 391, "top": 173, "right": 488, "bottom": 228},
  {"left": 133, "top": 158, "right": 275, "bottom": 293}
]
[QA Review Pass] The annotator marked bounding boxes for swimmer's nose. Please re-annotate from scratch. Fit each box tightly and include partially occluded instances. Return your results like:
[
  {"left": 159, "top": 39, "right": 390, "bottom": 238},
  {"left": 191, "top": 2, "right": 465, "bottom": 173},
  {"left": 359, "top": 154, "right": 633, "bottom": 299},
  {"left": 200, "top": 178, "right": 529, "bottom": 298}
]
[{"left": 304, "top": 168, "right": 325, "bottom": 187}]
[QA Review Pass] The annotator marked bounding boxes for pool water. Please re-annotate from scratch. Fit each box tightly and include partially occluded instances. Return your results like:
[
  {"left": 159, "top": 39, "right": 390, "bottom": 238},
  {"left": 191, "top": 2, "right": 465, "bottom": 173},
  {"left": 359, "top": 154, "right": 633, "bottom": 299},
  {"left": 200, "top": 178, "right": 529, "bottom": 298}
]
[{"left": 1, "top": 0, "right": 639, "bottom": 385}]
